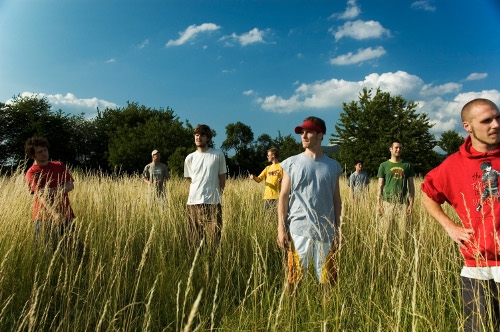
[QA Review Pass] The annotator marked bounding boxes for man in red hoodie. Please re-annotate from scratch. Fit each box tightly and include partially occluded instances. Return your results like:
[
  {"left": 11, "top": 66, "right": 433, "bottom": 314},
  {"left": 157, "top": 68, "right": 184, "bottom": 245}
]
[{"left": 422, "top": 98, "right": 500, "bottom": 331}]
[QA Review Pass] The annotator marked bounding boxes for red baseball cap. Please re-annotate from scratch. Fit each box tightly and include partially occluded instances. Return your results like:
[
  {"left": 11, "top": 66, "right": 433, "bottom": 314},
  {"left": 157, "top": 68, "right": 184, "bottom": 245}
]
[{"left": 294, "top": 120, "right": 325, "bottom": 134}]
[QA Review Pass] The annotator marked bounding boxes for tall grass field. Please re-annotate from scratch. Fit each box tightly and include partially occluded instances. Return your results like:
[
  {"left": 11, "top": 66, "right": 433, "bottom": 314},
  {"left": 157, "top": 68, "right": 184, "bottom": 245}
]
[{"left": 0, "top": 169, "right": 465, "bottom": 331}]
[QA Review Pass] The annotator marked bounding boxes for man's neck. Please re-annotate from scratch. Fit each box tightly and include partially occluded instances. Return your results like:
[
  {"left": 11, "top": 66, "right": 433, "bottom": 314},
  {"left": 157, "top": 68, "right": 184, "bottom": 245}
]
[
  {"left": 390, "top": 157, "right": 401, "bottom": 163},
  {"left": 34, "top": 160, "right": 49, "bottom": 166},
  {"left": 197, "top": 146, "right": 209, "bottom": 153},
  {"left": 304, "top": 147, "right": 323, "bottom": 159},
  {"left": 471, "top": 140, "right": 500, "bottom": 153}
]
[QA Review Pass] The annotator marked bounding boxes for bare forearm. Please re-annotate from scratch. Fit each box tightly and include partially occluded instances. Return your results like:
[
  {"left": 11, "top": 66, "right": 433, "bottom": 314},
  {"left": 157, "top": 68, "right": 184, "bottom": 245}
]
[
  {"left": 219, "top": 174, "right": 226, "bottom": 192},
  {"left": 376, "top": 179, "right": 384, "bottom": 203},
  {"left": 408, "top": 178, "right": 415, "bottom": 205}
]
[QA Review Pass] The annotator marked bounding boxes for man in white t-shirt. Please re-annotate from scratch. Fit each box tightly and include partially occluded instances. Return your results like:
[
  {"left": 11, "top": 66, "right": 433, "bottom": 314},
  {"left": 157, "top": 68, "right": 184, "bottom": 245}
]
[{"left": 184, "top": 124, "right": 227, "bottom": 247}]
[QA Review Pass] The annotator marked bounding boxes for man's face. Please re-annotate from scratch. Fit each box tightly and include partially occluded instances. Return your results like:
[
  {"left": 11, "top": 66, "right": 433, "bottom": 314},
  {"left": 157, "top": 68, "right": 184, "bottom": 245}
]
[
  {"left": 464, "top": 104, "right": 500, "bottom": 151},
  {"left": 194, "top": 133, "right": 209, "bottom": 148},
  {"left": 300, "top": 129, "right": 322, "bottom": 149},
  {"left": 33, "top": 146, "right": 49, "bottom": 165},
  {"left": 267, "top": 152, "right": 274, "bottom": 162},
  {"left": 390, "top": 142, "right": 403, "bottom": 158},
  {"left": 152, "top": 153, "right": 160, "bottom": 162},
  {"left": 355, "top": 162, "right": 363, "bottom": 172}
]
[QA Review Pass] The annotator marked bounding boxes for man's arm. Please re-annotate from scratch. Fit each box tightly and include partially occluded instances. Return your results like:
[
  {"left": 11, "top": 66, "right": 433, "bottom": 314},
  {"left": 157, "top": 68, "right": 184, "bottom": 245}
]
[
  {"left": 218, "top": 173, "right": 226, "bottom": 193},
  {"left": 277, "top": 172, "right": 291, "bottom": 249},
  {"left": 37, "top": 181, "right": 74, "bottom": 222},
  {"left": 143, "top": 166, "right": 152, "bottom": 185},
  {"left": 421, "top": 192, "right": 473, "bottom": 248},
  {"left": 250, "top": 167, "right": 266, "bottom": 183},
  {"left": 376, "top": 178, "right": 384, "bottom": 215},
  {"left": 333, "top": 177, "right": 342, "bottom": 227},
  {"left": 406, "top": 176, "right": 415, "bottom": 215}
]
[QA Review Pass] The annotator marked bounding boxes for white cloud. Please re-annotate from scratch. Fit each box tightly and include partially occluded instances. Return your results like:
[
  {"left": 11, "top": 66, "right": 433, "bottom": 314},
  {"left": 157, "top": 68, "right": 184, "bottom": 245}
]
[
  {"left": 166, "top": 23, "right": 221, "bottom": 47},
  {"left": 331, "top": 0, "right": 361, "bottom": 20},
  {"left": 243, "top": 90, "right": 254, "bottom": 95},
  {"left": 332, "top": 20, "right": 391, "bottom": 40},
  {"left": 255, "top": 71, "right": 500, "bottom": 139},
  {"left": 465, "top": 73, "right": 488, "bottom": 81},
  {"left": 6, "top": 92, "right": 119, "bottom": 118},
  {"left": 330, "top": 46, "right": 386, "bottom": 65},
  {"left": 411, "top": 1, "right": 436, "bottom": 12},
  {"left": 420, "top": 82, "right": 462, "bottom": 97},
  {"left": 138, "top": 39, "right": 149, "bottom": 49},
  {"left": 106, "top": 58, "right": 116, "bottom": 63},
  {"left": 220, "top": 28, "right": 270, "bottom": 46}
]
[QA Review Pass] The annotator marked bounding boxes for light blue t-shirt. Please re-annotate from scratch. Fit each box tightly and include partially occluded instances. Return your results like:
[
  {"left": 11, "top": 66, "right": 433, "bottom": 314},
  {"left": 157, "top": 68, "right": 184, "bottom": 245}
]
[{"left": 281, "top": 153, "right": 343, "bottom": 242}]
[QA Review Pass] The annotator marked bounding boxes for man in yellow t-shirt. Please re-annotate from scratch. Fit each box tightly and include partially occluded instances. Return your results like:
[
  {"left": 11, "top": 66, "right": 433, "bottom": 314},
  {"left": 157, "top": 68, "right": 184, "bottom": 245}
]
[{"left": 250, "top": 148, "right": 283, "bottom": 211}]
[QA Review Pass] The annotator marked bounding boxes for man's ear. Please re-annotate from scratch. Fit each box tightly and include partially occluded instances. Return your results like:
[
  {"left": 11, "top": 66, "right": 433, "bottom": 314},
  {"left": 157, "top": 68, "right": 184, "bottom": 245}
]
[{"left": 463, "top": 121, "right": 471, "bottom": 133}]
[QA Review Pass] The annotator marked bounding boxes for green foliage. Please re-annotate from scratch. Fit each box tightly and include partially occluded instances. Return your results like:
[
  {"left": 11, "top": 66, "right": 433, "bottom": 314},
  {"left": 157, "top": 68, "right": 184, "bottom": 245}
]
[
  {"left": 438, "top": 130, "right": 465, "bottom": 156},
  {"left": 222, "top": 122, "right": 303, "bottom": 176},
  {"left": 272, "top": 132, "right": 303, "bottom": 160},
  {"left": 221, "top": 121, "right": 255, "bottom": 155},
  {"left": 94, "top": 102, "right": 193, "bottom": 173},
  {"left": 332, "top": 88, "right": 439, "bottom": 176},
  {"left": 0, "top": 94, "right": 85, "bottom": 168},
  {"left": 168, "top": 146, "right": 193, "bottom": 177}
]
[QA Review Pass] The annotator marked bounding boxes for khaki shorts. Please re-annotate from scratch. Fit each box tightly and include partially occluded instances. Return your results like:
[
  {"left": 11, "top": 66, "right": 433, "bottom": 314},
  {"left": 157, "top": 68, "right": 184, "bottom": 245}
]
[{"left": 187, "top": 204, "right": 222, "bottom": 246}]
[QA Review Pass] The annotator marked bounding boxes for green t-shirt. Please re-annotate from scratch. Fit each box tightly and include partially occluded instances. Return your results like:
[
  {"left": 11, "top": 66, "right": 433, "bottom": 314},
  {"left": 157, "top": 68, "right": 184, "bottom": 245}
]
[{"left": 377, "top": 160, "right": 414, "bottom": 204}]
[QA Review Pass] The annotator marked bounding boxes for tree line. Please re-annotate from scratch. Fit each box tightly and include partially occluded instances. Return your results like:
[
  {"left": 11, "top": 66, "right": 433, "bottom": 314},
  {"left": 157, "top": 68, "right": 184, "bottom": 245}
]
[{"left": 0, "top": 89, "right": 464, "bottom": 177}]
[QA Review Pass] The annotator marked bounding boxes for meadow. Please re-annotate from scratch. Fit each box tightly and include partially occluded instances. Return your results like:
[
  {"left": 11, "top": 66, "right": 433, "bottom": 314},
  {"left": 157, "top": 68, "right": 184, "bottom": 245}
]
[{"left": 0, "top": 169, "right": 466, "bottom": 331}]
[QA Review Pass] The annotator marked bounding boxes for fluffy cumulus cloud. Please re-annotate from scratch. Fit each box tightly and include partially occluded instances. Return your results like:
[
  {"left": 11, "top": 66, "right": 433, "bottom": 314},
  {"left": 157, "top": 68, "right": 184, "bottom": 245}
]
[
  {"left": 465, "top": 73, "right": 488, "bottom": 81},
  {"left": 330, "top": 46, "right": 386, "bottom": 65},
  {"left": 220, "top": 28, "right": 271, "bottom": 46},
  {"left": 7, "top": 92, "right": 119, "bottom": 118},
  {"left": 332, "top": 20, "right": 390, "bottom": 40},
  {"left": 411, "top": 0, "right": 436, "bottom": 12},
  {"left": 254, "top": 71, "right": 500, "bottom": 136},
  {"left": 166, "top": 23, "right": 221, "bottom": 47},
  {"left": 331, "top": 0, "right": 361, "bottom": 20}
]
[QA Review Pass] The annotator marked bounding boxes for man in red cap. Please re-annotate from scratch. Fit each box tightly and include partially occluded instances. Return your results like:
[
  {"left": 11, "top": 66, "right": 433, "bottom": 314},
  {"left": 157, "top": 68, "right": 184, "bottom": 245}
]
[{"left": 277, "top": 116, "right": 343, "bottom": 288}]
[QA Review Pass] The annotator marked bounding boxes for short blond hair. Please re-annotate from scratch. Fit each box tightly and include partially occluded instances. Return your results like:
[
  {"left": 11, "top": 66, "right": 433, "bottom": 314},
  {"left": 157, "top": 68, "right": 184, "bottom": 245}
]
[{"left": 461, "top": 98, "right": 499, "bottom": 122}]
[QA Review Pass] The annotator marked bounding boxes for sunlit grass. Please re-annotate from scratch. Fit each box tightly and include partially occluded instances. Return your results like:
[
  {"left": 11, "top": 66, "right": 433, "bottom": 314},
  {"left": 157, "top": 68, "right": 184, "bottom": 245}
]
[{"left": 0, "top": 168, "right": 465, "bottom": 331}]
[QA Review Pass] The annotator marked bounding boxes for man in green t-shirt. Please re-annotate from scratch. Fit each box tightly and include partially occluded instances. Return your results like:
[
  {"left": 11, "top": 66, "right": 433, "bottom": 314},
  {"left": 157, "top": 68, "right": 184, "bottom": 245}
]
[{"left": 376, "top": 140, "right": 415, "bottom": 240}]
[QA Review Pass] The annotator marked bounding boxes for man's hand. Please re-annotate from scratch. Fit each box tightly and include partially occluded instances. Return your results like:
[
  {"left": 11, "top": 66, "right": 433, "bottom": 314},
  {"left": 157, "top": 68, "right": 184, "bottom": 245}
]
[
  {"left": 377, "top": 202, "right": 383, "bottom": 216},
  {"left": 445, "top": 223, "right": 474, "bottom": 248},
  {"left": 406, "top": 203, "right": 413, "bottom": 216},
  {"left": 277, "top": 227, "right": 288, "bottom": 250}
]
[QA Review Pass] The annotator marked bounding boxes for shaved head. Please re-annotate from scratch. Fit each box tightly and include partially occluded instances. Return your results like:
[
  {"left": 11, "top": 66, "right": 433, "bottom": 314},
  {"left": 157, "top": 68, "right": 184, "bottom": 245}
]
[{"left": 461, "top": 98, "right": 499, "bottom": 123}]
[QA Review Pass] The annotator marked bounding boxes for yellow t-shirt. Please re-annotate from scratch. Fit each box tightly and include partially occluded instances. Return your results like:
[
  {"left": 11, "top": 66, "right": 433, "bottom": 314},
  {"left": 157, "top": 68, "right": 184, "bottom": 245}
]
[{"left": 257, "top": 163, "right": 283, "bottom": 199}]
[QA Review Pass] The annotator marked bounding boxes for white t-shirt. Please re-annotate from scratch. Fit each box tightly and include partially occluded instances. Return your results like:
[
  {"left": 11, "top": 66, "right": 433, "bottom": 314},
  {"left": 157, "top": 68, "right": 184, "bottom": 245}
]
[{"left": 184, "top": 148, "right": 227, "bottom": 205}]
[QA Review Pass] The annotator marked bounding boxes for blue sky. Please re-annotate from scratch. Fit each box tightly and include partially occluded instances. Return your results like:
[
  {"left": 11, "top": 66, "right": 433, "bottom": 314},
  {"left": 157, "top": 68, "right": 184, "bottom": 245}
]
[{"left": 1, "top": 0, "right": 499, "bottom": 149}]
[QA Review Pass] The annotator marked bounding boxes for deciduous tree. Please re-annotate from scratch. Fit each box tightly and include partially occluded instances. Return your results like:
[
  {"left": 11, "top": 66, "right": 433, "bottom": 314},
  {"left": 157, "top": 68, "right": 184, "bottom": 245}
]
[
  {"left": 332, "top": 88, "right": 439, "bottom": 176},
  {"left": 438, "top": 130, "right": 464, "bottom": 156}
]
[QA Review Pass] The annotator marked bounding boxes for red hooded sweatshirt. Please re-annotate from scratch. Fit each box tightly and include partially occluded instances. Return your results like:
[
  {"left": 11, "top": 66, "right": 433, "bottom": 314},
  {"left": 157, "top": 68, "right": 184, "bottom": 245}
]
[{"left": 422, "top": 136, "right": 500, "bottom": 267}]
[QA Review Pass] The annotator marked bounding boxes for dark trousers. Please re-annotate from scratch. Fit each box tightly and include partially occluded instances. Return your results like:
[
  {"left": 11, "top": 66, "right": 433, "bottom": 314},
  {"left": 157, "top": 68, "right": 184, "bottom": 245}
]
[
  {"left": 462, "top": 276, "right": 500, "bottom": 332},
  {"left": 34, "top": 219, "right": 83, "bottom": 258}
]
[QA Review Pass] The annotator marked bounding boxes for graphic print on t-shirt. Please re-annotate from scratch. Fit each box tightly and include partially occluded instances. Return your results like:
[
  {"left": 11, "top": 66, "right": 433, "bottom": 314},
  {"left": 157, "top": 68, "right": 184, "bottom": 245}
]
[{"left": 476, "top": 160, "right": 500, "bottom": 211}]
